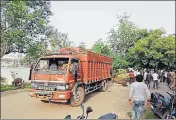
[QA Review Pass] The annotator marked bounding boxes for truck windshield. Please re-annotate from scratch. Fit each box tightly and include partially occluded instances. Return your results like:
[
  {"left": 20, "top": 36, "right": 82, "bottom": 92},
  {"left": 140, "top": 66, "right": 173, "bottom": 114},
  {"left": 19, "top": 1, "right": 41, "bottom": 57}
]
[{"left": 34, "top": 58, "right": 69, "bottom": 75}]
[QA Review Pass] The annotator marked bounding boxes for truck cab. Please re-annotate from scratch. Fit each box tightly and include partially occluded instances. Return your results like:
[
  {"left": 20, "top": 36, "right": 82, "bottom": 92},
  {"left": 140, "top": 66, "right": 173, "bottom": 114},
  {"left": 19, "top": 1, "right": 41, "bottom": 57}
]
[{"left": 29, "top": 55, "right": 81, "bottom": 103}]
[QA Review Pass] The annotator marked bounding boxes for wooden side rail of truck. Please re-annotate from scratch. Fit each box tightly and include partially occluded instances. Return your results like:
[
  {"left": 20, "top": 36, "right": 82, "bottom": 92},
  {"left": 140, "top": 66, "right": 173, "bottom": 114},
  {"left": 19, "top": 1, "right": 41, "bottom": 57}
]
[{"left": 28, "top": 47, "right": 112, "bottom": 107}]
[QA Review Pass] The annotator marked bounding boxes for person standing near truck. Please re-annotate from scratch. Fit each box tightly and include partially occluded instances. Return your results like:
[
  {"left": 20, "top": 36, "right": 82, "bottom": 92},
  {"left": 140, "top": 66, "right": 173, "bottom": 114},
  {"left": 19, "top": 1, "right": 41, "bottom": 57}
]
[
  {"left": 72, "top": 61, "right": 79, "bottom": 83},
  {"left": 129, "top": 74, "right": 150, "bottom": 119}
]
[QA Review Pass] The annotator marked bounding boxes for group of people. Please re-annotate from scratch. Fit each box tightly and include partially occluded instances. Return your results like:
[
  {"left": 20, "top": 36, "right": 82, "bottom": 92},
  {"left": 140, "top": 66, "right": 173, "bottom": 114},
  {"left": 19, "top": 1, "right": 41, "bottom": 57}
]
[
  {"left": 128, "top": 68, "right": 175, "bottom": 90},
  {"left": 128, "top": 68, "right": 175, "bottom": 119}
]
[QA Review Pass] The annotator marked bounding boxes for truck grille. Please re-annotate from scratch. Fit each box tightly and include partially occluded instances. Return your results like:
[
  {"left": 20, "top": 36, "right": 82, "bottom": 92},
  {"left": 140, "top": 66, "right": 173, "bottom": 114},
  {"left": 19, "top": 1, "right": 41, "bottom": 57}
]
[{"left": 36, "top": 82, "right": 56, "bottom": 91}]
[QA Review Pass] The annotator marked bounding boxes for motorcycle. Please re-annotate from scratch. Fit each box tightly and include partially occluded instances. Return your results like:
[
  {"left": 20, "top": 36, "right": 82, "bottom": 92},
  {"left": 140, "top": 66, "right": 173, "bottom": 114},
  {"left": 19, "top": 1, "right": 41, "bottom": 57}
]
[
  {"left": 150, "top": 92, "right": 170, "bottom": 118},
  {"left": 150, "top": 87, "right": 176, "bottom": 119},
  {"left": 162, "top": 88, "right": 176, "bottom": 119},
  {"left": 64, "top": 104, "right": 118, "bottom": 119}
]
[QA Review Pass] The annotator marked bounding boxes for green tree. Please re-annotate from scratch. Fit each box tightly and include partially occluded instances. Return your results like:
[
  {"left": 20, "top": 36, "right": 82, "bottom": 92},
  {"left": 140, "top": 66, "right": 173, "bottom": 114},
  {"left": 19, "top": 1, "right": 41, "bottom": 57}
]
[
  {"left": 106, "top": 13, "right": 141, "bottom": 69},
  {"left": 107, "top": 13, "right": 139, "bottom": 57},
  {"left": 91, "top": 39, "right": 111, "bottom": 57},
  {"left": 49, "top": 28, "right": 73, "bottom": 51},
  {"left": 128, "top": 29, "right": 175, "bottom": 69},
  {"left": 25, "top": 41, "right": 48, "bottom": 62},
  {"left": 112, "top": 54, "right": 129, "bottom": 69},
  {"left": 1, "top": 0, "right": 52, "bottom": 58}
]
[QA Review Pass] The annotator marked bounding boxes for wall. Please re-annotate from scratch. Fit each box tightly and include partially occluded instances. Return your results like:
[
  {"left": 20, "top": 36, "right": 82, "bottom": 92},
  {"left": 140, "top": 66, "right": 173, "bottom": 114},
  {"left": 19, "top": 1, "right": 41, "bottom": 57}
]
[{"left": 1, "top": 67, "right": 30, "bottom": 85}]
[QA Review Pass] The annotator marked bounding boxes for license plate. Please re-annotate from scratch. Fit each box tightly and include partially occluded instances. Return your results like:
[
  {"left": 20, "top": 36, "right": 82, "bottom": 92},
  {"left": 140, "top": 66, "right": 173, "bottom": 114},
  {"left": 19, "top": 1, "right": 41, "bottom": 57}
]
[
  {"left": 36, "top": 91, "right": 51, "bottom": 95},
  {"left": 38, "top": 86, "right": 44, "bottom": 89},
  {"left": 36, "top": 91, "right": 45, "bottom": 95},
  {"left": 38, "top": 86, "right": 54, "bottom": 91}
]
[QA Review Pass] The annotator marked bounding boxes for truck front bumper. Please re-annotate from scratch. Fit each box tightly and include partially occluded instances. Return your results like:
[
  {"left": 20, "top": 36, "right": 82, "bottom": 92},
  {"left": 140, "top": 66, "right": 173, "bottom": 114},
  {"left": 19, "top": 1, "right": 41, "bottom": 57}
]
[{"left": 28, "top": 89, "right": 71, "bottom": 101}]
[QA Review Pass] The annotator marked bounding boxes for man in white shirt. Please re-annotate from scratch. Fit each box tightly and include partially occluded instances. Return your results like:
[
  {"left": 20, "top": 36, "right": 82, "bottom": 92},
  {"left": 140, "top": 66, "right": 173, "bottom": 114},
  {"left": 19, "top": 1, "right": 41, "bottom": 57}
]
[
  {"left": 134, "top": 70, "right": 137, "bottom": 77},
  {"left": 129, "top": 75, "right": 150, "bottom": 119},
  {"left": 164, "top": 70, "right": 168, "bottom": 83},
  {"left": 152, "top": 70, "right": 159, "bottom": 89},
  {"left": 136, "top": 70, "right": 140, "bottom": 75},
  {"left": 143, "top": 70, "right": 147, "bottom": 83}
]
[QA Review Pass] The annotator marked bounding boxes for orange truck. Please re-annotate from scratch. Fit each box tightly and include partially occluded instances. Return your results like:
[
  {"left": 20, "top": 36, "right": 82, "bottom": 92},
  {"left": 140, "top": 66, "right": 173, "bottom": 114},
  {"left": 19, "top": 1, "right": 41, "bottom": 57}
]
[{"left": 28, "top": 47, "right": 112, "bottom": 107}]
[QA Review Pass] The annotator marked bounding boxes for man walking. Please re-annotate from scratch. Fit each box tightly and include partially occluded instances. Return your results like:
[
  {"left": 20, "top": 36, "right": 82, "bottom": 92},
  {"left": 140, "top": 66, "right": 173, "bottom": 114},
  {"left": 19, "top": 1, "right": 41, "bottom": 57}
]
[
  {"left": 152, "top": 70, "right": 159, "bottom": 89},
  {"left": 158, "top": 69, "right": 162, "bottom": 83},
  {"left": 167, "top": 70, "right": 171, "bottom": 86},
  {"left": 143, "top": 70, "right": 147, "bottom": 84},
  {"left": 129, "top": 70, "right": 134, "bottom": 84},
  {"left": 146, "top": 70, "right": 152, "bottom": 89},
  {"left": 160, "top": 69, "right": 164, "bottom": 82},
  {"left": 129, "top": 75, "right": 150, "bottom": 119},
  {"left": 164, "top": 70, "right": 168, "bottom": 83}
]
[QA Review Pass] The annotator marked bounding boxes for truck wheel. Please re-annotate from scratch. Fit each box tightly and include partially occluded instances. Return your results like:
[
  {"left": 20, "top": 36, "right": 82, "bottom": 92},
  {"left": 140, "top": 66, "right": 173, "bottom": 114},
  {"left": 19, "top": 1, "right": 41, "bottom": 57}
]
[
  {"left": 100, "top": 81, "right": 107, "bottom": 92},
  {"left": 70, "top": 86, "right": 85, "bottom": 107}
]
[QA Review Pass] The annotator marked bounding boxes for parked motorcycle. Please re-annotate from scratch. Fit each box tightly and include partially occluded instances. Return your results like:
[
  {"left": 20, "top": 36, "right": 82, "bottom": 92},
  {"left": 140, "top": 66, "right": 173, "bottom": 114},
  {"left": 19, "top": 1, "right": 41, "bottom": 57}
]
[
  {"left": 150, "top": 92, "right": 170, "bottom": 118},
  {"left": 64, "top": 104, "right": 118, "bottom": 119},
  {"left": 162, "top": 88, "right": 176, "bottom": 119},
  {"left": 150, "top": 87, "right": 176, "bottom": 119}
]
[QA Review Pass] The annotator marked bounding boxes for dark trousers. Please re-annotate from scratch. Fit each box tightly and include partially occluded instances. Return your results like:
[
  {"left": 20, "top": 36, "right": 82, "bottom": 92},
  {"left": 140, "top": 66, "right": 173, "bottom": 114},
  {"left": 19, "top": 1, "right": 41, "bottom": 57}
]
[
  {"left": 129, "top": 77, "right": 134, "bottom": 84},
  {"left": 163, "top": 76, "right": 166, "bottom": 83},
  {"left": 159, "top": 76, "right": 162, "bottom": 82},
  {"left": 145, "top": 80, "right": 151, "bottom": 89},
  {"left": 167, "top": 78, "right": 171, "bottom": 86},
  {"left": 74, "top": 71, "right": 77, "bottom": 83},
  {"left": 153, "top": 80, "right": 159, "bottom": 89}
]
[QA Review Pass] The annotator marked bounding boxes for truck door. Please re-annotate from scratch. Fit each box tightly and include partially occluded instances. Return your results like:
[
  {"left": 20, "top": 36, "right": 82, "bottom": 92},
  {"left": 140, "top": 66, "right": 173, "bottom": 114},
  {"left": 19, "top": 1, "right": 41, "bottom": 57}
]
[{"left": 69, "top": 59, "right": 80, "bottom": 83}]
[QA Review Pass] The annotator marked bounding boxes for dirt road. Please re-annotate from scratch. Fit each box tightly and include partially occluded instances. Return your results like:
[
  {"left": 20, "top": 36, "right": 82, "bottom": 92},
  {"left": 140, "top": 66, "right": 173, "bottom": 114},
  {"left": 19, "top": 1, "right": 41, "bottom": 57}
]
[{"left": 1, "top": 83, "right": 130, "bottom": 119}]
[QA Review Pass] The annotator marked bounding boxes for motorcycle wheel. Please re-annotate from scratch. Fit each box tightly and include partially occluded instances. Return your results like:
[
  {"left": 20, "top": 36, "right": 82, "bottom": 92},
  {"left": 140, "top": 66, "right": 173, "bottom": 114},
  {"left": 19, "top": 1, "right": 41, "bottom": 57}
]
[{"left": 162, "top": 111, "right": 172, "bottom": 119}]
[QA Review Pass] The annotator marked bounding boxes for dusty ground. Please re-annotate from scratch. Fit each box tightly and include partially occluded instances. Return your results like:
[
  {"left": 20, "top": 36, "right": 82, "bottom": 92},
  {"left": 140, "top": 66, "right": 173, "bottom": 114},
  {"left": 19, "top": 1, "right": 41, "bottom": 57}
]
[
  {"left": 1, "top": 81, "right": 171, "bottom": 119},
  {"left": 1, "top": 82, "right": 130, "bottom": 119}
]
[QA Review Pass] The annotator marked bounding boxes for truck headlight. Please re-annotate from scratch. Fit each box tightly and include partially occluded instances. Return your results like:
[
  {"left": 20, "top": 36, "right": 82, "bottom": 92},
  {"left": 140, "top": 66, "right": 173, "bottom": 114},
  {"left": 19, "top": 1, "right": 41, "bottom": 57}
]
[
  {"left": 56, "top": 84, "right": 69, "bottom": 90},
  {"left": 56, "top": 85, "right": 66, "bottom": 90},
  {"left": 31, "top": 82, "right": 37, "bottom": 88},
  {"left": 66, "top": 85, "right": 69, "bottom": 89}
]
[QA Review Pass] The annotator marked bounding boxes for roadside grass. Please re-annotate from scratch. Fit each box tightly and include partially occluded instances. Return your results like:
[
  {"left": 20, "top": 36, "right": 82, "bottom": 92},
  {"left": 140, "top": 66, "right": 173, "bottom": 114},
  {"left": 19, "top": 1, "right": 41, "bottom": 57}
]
[
  {"left": 24, "top": 82, "right": 31, "bottom": 89},
  {"left": 127, "top": 109, "right": 158, "bottom": 119},
  {"left": 1, "top": 82, "right": 31, "bottom": 92},
  {"left": 0, "top": 84, "right": 18, "bottom": 92}
]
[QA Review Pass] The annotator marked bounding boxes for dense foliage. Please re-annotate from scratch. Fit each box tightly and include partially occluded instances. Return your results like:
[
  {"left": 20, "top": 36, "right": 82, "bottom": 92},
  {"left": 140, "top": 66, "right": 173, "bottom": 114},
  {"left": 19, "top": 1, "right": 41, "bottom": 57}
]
[
  {"left": 91, "top": 13, "right": 175, "bottom": 69},
  {"left": 1, "top": 0, "right": 52, "bottom": 58}
]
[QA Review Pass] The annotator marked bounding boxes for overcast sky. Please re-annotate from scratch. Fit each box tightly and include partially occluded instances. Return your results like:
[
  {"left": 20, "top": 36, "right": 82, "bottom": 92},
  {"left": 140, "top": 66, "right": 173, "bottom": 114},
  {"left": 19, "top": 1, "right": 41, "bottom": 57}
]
[{"left": 49, "top": 1, "right": 175, "bottom": 49}]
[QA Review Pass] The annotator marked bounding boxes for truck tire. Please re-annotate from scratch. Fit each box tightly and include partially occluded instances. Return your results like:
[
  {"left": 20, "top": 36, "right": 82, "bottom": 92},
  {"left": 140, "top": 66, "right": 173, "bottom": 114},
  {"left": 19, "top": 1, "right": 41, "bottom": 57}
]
[
  {"left": 100, "top": 80, "right": 107, "bottom": 92},
  {"left": 70, "top": 86, "right": 85, "bottom": 107}
]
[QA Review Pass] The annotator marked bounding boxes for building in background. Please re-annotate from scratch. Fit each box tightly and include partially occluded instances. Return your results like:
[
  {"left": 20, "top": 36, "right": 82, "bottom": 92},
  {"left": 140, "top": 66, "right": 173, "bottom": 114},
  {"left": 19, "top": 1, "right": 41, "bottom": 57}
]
[{"left": 1, "top": 53, "right": 24, "bottom": 68}]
